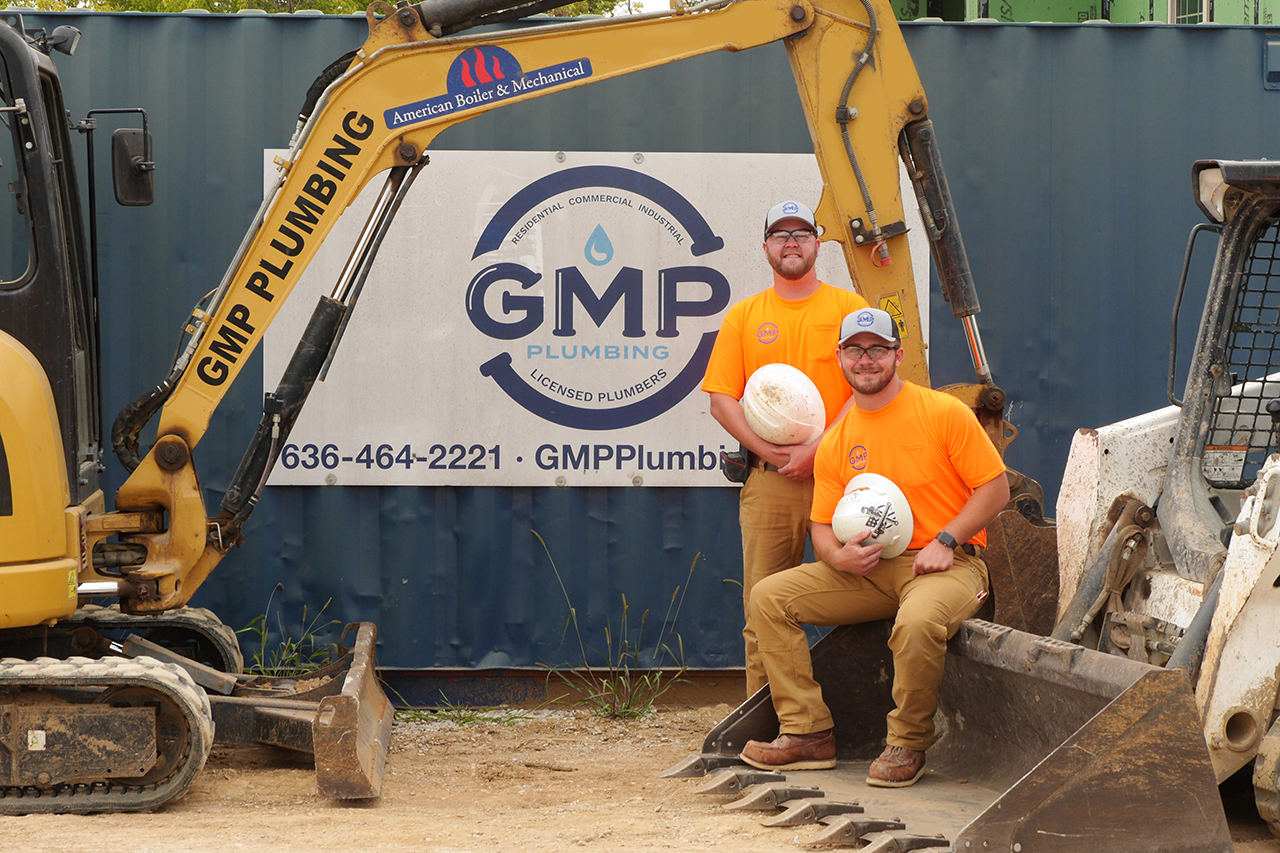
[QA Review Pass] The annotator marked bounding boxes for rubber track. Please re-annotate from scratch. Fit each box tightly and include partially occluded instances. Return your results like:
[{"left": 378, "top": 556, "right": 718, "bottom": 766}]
[
  {"left": 69, "top": 605, "right": 244, "bottom": 673},
  {"left": 0, "top": 655, "right": 214, "bottom": 814}
]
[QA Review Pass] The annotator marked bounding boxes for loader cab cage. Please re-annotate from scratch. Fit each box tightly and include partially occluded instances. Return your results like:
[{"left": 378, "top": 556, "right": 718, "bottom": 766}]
[{"left": 1203, "top": 207, "right": 1280, "bottom": 489}]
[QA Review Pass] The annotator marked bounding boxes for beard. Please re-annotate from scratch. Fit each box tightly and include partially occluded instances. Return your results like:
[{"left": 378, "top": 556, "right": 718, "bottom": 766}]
[
  {"left": 767, "top": 247, "right": 816, "bottom": 281},
  {"left": 847, "top": 361, "right": 896, "bottom": 396}
]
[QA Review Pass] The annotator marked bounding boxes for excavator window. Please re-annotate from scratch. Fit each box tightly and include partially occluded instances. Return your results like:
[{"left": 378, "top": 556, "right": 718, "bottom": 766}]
[{"left": 0, "top": 67, "right": 31, "bottom": 288}]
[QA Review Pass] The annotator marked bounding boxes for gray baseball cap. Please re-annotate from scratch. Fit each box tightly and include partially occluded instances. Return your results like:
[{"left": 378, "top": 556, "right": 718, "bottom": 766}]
[
  {"left": 839, "top": 308, "right": 900, "bottom": 346},
  {"left": 764, "top": 200, "right": 817, "bottom": 235}
]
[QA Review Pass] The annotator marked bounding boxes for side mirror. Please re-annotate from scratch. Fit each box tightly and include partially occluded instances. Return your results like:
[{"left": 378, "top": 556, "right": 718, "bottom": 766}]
[
  {"left": 47, "top": 26, "right": 80, "bottom": 56},
  {"left": 111, "top": 127, "right": 153, "bottom": 207}
]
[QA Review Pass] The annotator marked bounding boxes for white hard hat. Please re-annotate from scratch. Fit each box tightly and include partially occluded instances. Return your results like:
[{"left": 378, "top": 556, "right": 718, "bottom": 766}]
[
  {"left": 741, "top": 363, "right": 825, "bottom": 446},
  {"left": 831, "top": 472, "right": 914, "bottom": 558}
]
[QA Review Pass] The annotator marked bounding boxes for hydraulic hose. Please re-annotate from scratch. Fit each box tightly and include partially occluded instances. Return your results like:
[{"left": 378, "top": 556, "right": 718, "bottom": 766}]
[
  {"left": 834, "top": 0, "right": 882, "bottom": 259},
  {"left": 111, "top": 369, "right": 179, "bottom": 472}
]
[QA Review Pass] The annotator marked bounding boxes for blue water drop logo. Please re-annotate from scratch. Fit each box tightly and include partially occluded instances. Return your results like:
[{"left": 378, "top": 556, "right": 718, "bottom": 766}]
[{"left": 584, "top": 224, "right": 614, "bottom": 266}]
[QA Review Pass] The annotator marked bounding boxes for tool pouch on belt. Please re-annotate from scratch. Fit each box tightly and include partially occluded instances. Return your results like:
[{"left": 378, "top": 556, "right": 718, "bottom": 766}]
[{"left": 720, "top": 445, "right": 749, "bottom": 484}]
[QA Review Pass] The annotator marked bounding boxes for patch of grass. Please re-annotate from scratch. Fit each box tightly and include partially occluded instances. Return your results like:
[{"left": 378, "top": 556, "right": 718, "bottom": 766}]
[
  {"left": 534, "top": 530, "right": 696, "bottom": 720},
  {"left": 394, "top": 690, "right": 534, "bottom": 726},
  {"left": 238, "top": 584, "right": 339, "bottom": 677}
]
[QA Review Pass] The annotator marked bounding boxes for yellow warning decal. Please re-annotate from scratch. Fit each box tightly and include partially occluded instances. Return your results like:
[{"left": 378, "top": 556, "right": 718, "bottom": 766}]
[
  {"left": 67, "top": 566, "right": 77, "bottom": 600},
  {"left": 878, "top": 294, "right": 908, "bottom": 339}
]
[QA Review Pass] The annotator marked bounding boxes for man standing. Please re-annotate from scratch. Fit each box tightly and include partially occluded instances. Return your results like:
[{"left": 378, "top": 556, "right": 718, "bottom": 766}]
[
  {"left": 740, "top": 307, "right": 1009, "bottom": 786},
  {"left": 702, "top": 200, "right": 868, "bottom": 697}
]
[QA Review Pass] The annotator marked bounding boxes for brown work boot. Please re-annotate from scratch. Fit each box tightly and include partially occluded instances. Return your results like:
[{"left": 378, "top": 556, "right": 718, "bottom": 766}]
[
  {"left": 866, "top": 744, "right": 926, "bottom": 787},
  {"left": 740, "top": 729, "right": 836, "bottom": 770}
]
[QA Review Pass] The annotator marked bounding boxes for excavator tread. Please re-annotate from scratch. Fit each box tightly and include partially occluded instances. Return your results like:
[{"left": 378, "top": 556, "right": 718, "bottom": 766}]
[
  {"left": 68, "top": 604, "right": 245, "bottom": 673},
  {"left": 0, "top": 655, "right": 214, "bottom": 814}
]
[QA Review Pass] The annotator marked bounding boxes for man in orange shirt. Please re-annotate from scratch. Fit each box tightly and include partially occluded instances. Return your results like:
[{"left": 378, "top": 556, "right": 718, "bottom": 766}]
[
  {"left": 740, "top": 307, "right": 1009, "bottom": 787},
  {"left": 701, "top": 200, "right": 868, "bottom": 697}
]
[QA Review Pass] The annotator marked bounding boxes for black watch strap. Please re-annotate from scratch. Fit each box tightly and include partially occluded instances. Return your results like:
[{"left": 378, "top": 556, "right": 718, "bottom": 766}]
[{"left": 935, "top": 531, "right": 958, "bottom": 549}]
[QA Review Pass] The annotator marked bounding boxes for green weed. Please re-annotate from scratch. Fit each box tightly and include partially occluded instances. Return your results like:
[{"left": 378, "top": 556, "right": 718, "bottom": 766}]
[
  {"left": 393, "top": 690, "right": 535, "bottom": 727},
  {"left": 533, "top": 530, "right": 696, "bottom": 719},
  {"left": 238, "top": 584, "right": 339, "bottom": 677}
]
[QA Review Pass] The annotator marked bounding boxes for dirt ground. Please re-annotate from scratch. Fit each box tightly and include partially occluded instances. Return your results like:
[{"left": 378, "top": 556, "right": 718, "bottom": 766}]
[{"left": 2, "top": 703, "right": 1278, "bottom": 852}]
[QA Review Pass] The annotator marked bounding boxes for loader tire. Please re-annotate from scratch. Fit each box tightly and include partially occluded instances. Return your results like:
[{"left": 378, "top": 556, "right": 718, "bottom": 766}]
[{"left": 1253, "top": 715, "right": 1280, "bottom": 837}]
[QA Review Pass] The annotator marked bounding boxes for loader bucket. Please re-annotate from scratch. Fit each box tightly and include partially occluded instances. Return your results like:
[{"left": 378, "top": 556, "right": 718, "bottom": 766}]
[
  {"left": 692, "top": 619, "right": 1231, "bottom": 853},
  {"left": 208, "top": 622, "right": 393, "bottom": 799}
]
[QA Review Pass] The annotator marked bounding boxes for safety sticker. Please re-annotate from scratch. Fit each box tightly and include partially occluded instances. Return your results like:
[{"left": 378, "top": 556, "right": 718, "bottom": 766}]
[{"left": 878, "top": 293, "right": 909, "bottom": 339}]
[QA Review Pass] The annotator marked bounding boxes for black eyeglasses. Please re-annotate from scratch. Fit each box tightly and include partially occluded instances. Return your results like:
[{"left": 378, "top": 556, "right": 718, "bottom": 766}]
[
  {"left": 765, "top": 229, "right": 817, "bottom": 245},
  {"left": 840, "top": 344, "right": 896, "bottom": 360}
]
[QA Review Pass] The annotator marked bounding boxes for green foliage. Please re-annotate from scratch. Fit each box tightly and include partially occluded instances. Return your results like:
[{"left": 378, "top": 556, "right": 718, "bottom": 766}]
[
  {"left": 3, "top": 0, "right": 369, "bottom": 13},
  {"left": 395, "top": 691, "right": 535, "bottom": 726},
  {"left": 88, "top": 0, "right": 368, "bottom": 13},
  {"left": 4, "top": 0, "right": 633, "bottom": 14},
  {"left": 10, "top": 0, "right": 72, "bottom": 11},
  {"left": 544, "top": 0, "right": 632, "bottom": 16},
  {"left": 533, "top": 529, "right": 696, "bottom": 720},
  {"left": 238, "top": 585, "right": 340, "bottom": 677}
]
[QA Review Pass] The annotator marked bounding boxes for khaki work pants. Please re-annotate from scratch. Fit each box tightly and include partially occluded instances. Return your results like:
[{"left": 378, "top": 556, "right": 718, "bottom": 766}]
[
  {"left": 750, "top": 548, "right": 989, "bottom": 751},
  {"left": 739, "top": 467, "right": 814, "bottom": 696}
]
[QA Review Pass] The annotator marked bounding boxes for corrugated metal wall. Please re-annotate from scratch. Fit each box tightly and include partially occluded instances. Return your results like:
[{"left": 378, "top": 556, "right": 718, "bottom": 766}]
[{"left": 20, "top": 10, "right": 1280, "bottom": 669}]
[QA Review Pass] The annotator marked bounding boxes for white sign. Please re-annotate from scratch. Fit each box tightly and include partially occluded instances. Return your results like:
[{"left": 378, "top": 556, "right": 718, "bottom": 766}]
[{"left": 264, "top": 150, "right": 927, "bottom": 487}]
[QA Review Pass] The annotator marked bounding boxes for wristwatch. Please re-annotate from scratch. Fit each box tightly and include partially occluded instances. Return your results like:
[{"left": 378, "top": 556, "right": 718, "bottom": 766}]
[{"left": 934, "top": 531, "right": 958, "bottom": 549}]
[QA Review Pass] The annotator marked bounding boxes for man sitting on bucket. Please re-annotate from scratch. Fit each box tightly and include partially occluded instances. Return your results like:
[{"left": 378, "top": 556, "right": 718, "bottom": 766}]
[{"left": 740, "top": 307, "right": 1009, "bottom": 787}]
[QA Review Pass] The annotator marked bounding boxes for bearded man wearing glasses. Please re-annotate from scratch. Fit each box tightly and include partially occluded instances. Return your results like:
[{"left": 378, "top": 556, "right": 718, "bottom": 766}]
[{"left": 740, "top": 307, "right": 1009, "bottom": 788}]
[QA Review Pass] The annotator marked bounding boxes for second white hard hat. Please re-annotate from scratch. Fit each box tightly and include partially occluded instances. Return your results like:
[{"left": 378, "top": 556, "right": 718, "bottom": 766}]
[{"left": 831, "top": 472, "right": 914, "bottom": 558}]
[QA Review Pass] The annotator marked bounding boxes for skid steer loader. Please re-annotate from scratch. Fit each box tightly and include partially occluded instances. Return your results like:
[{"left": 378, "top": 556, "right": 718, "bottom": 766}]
[{"left": 662, "top": 164, "right": 1280, "bottom": 851}]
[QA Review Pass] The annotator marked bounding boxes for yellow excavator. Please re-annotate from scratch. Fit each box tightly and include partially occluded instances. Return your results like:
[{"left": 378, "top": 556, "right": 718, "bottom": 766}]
[{"left": 0, "top": 0, "right": 1246, "bottom": 844}]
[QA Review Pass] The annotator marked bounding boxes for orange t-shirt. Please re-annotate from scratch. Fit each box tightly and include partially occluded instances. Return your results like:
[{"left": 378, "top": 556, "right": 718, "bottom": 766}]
[
  {"left": 701, "top": 282, "right": 868, "bottom": 429},
  {"left": 811, "top": 381, "right": 1005, "bottom": 549}
]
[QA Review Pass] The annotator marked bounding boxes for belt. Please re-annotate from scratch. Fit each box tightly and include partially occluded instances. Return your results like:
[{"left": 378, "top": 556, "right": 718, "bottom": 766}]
[
  {"left": 752, "top": 458, "right": 781, "bottom": 473},
  {"left": 960, "top": 543, "right": 981, "bottom": 557}
]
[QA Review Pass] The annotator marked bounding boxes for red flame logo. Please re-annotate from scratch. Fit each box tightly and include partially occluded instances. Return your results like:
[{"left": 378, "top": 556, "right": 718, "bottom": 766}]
[{"left": 460, "top": 48, "right": 506, "bottom": 87}]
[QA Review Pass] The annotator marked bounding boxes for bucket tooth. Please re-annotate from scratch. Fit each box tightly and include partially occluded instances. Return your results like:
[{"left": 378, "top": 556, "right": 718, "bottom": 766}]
[
  {"left": 723, "top": 782, "right": 822, "bottom": 810},
  {"left": 659, "top": 753, "right": 745, "bottom": 778},
  {"left": 762, "top": 797, "right": 863, "bottom": 826},
  {"left": 854, "top": 831, "right": 951, "bottom": 853},
  {"left": 803, "top": 816, "right": 907, "bottom": 847},
  {"left": 694, "top": 767, "right": 785, "bottom": 795}
]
